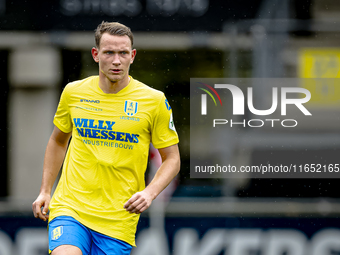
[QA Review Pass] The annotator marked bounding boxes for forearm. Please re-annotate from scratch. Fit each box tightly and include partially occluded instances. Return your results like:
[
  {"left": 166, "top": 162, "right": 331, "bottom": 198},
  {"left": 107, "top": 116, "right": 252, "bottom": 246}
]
[
  {"left": 144, "top": 155, "right": 180, "bottom": 200},
  {"left": 33, "top": 126, "right": 71, "bottom": 220},
  {"left": 124, "top": 144, "right": 180, "bottom": 214},
  {"left": 39, "top": 134, "right": 70, "bottom": 194}
]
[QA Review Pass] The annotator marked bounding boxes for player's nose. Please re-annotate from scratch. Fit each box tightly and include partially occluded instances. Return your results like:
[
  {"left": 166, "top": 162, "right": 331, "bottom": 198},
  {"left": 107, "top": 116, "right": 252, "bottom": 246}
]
[{"left": 112, "top": 54, "right": 121, "bottom": 65}]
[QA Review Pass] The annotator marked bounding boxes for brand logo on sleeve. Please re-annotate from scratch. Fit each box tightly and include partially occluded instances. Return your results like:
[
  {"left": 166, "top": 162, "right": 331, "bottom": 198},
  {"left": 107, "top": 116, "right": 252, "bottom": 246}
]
[
  {"left": 165, "top": 99, "right": 171, "bottom": 110},
  {"left": 124, "top": 100, "right": 138, "bottom": 116}
]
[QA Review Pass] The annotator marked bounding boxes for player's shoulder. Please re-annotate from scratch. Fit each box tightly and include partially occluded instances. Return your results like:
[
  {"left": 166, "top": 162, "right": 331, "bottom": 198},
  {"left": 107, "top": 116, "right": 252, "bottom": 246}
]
[
  {"left": 132, "top": 77, "right": 165, "bottom": 100},
  {"left": 63, "top": 76, "right": 98, "bottom": 93}
]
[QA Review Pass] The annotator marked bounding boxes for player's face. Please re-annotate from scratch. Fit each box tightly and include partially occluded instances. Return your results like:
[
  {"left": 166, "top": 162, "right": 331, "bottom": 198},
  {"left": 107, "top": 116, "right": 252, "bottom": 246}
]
[{"left": 92, "top": 33, "right": 136, "bottom": 83}]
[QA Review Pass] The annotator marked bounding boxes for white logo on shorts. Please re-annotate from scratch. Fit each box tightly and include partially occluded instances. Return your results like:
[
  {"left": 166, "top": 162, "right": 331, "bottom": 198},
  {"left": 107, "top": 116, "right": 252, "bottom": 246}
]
[{"left": 52, "top": 226, "right": 63, "bottom": 240}]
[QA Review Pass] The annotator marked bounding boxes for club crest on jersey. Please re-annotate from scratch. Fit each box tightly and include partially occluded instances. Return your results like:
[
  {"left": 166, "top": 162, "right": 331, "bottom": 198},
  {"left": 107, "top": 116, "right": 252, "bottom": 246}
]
[
  {"left": 124, "top": 100, "right": 138, "bottom": 116},
  {"left": 52, "top": 226, "right": 63, "bottom": 240}
]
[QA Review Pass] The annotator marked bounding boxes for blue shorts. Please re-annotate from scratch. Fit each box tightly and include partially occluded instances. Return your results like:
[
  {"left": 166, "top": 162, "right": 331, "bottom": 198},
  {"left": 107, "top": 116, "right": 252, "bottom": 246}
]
[{"left": 48, "top": 216, "right": 132, "bottom": 255}]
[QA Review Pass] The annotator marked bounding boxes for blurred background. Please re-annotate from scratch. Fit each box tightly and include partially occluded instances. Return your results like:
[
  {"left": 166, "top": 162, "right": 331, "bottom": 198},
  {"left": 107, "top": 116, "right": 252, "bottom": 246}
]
[{"left": 1, "top": 0, "right": 340, "bottom": 254}]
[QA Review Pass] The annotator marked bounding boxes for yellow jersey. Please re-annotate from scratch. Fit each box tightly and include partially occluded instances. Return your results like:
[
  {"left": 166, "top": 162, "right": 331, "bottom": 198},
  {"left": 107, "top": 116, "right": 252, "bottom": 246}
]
[{"left": 49, "top": 76, "right": 179, "bottom": 246}]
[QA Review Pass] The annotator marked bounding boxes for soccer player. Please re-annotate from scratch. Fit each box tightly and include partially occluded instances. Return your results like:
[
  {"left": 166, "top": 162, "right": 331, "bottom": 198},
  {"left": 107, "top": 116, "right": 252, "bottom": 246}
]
[{"left": 32, "top": 21, "right": 180, "bottom": 255}]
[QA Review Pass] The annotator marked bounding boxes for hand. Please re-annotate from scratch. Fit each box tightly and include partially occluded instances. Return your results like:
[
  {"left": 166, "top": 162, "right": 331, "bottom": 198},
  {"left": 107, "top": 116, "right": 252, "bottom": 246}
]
[
  {"left": 32, "top": 193, "right": 51, "bottom": 221},
  {"left": 124, "top": 190, "right": 153, "bottom": 214}
]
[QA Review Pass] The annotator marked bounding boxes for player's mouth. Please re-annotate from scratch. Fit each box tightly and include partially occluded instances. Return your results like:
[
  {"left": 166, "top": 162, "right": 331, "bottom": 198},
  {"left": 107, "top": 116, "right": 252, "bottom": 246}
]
[{"left": 110, "top": 69, "right": 122, "bottom": 74}]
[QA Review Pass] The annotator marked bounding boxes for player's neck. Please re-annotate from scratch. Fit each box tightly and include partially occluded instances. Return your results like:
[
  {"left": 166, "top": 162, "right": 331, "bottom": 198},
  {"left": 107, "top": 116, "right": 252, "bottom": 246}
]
[{"left": 98, "top": 74, "right": 130, "bottom": 94}]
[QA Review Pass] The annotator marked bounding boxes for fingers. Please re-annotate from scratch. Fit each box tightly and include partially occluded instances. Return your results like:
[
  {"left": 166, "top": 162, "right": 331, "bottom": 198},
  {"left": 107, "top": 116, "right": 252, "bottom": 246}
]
[
  {"left": 32, "top": 197, "right": 50, "bottom": 221},
  {"left": 123, "top": 193, "right": 139, "bottom": 209},
  {"left": 128, "top": 200, "right": 147, "bottom": 214},
  {"left": 32, "top": 202, "right": 38, "bottom": 218},
  {"left": 124, "top": 194, "right": 140, "bottom": 213},
  {"left": 134, "top": 202, "right": 149, "bottom": 214},
  {"left": 32, "top": 201, "right": 44, "bottom": 220},
  {"left": 42, "top": 200, "right": 50, "bottom": 216},
  {"left": 124, "top": 192, "right": 152, "bottom": 214},
  {"left": 138, "top": 204, "right": 149, "bottom": 213}
]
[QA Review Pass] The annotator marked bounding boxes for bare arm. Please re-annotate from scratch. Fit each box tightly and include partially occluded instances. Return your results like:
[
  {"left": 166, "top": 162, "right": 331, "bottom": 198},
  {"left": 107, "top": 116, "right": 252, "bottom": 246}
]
[
  {"left": 32, "top": 126, "right": 72, "bottom": 221},
  {"left": 124, "top": 144, "right": 180, "bottom": 214}
]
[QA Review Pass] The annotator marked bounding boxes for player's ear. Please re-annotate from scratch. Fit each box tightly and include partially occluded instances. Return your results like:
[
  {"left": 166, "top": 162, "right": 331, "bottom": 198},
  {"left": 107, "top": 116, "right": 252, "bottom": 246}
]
[
  {"left": 92, "top": 47, "right": 99, "bottom": 63},
  {"left": 130, "top": 49, "right": 137, "bottom": 64}
]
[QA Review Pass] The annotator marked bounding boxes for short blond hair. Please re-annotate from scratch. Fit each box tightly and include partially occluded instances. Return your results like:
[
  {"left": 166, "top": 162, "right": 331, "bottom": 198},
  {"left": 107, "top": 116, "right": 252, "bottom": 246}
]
[{"left": 94, "top": 21, "right": 134, "bottom": 48}]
